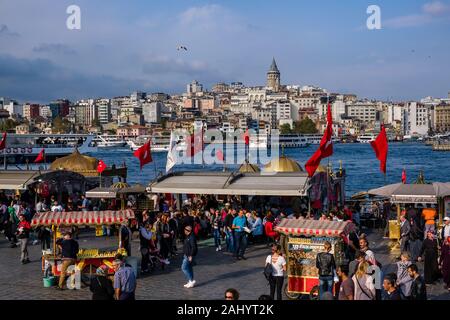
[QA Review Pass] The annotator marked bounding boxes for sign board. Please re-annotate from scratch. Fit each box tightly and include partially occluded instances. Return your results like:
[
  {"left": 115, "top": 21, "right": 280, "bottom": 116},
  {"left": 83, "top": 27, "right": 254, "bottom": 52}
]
[{"left": 391, "top": 195, "right": 437, "bottom": 204}]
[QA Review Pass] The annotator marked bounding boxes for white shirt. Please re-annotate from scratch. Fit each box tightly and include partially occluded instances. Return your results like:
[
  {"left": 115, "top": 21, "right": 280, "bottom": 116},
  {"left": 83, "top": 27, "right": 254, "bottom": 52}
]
[
  {"left": 266, "top": 255, "right": 286, "bottom": 277},
  {"left": 443, "top": 224, "right": 450, "bottom": 239},
  {"left": 51, "top": 205, "right": 63, "bottom": 212}
]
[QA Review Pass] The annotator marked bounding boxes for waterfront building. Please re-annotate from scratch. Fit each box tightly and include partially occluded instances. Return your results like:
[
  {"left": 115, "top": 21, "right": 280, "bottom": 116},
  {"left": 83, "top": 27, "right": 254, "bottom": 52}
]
[
  {"left": 404, "top": 102, "right": 430, "bottom": 136},
  {"left": 49, "top": 99, "right": 70, "bottom": 120},
  {"left": 346, "top": 101, "right": 378, "bottom": 123},
  {"left": 97, "top": 98, "right": 111, "bottom": 125},
  {"left": 75, "top": 99, "right": 97, "bottom": 127},
  {"left": 434, "top": 103, "right": 450, "bottom": 133},
  {"left": 22, "top": 103, "right": 40, "bottom": 120},
  {"left": 1, "top": 97, "right": 22, "bottom": 117}
]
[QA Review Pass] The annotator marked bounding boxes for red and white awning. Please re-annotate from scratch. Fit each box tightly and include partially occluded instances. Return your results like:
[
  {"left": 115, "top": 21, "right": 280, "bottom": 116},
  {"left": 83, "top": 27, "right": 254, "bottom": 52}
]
[
  {"left": 275, "top": 219, "right": 354, "bottom": 236},
  {"left": 31, "top": 209, "right": 135, "bottom": 227}
]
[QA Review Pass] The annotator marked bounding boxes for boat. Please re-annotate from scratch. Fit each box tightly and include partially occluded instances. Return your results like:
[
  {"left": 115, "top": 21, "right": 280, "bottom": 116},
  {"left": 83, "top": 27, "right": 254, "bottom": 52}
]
[
  {"left": 270, "top": 134, "right": 309, "bottom": 148},
  {"left": 93, "top": 135, "right": 127, "bottom": 149},
  {"left": 127, "top": 135, "right": 187, "bottom": 152},
  {"left": 1, "top": 133, "right": 97, "bottom": 163},
  {"left": 356, "top": 134, "right": 376, "bottom": 143}
]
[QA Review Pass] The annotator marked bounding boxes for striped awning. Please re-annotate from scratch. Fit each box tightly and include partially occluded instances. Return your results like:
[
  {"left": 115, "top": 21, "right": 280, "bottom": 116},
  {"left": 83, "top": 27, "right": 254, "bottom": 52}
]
[
  {"left": 31, "top": 209, "right": 135, "bottom": 227},
  {"left": 275, "top": 219, "right": 355, "bottom": 236}
]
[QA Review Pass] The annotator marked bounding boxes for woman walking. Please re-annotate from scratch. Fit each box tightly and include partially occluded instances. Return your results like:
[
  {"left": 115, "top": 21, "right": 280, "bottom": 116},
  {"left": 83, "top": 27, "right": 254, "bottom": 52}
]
[
  {"left": 352, "top": 261, "right": 376, "bottom": 300},
  {"left": 439, "top": 236, "right": 450, "bottom": 292},
  {"left": 265, "top": 244, "right": 286, "bottom": 300},
  {"left": 419, "top": 231, "right": 440, "bottom": 284},
  {"left": 211, "top": 210, "right": 222, "bottom": 252},
  {"left": 157, "top": 214, "right": 171, "bottom": 265}
]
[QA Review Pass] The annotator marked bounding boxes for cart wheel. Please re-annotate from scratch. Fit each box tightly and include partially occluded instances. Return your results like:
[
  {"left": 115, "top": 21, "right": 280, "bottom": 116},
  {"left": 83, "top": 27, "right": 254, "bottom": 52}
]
[
  {"left": 309, "top": 285, "right": 320, "bottom": 300},
  {"left": 81, "top": 264, "right": 97, "bottom": 286},
  {"left": 283, "top": 283, "right": 301, "bottom": 300}
]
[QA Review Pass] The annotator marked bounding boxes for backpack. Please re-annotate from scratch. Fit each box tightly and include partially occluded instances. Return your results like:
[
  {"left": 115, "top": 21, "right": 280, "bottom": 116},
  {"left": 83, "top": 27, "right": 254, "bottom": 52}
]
[{"left": 263, "top": 256, "right": 273, "bottom": 281}]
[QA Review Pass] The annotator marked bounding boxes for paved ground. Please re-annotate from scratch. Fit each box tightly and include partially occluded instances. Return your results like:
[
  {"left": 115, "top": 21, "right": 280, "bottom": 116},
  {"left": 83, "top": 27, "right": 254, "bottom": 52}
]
[{"left": 0, "top": 227, "right": 448, "bottom": 300}]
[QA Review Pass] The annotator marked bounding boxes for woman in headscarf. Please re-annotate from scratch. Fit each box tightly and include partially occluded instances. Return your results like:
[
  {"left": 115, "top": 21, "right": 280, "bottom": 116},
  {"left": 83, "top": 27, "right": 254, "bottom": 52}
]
[
  {"left": 439, "top": 236, "right": 450, "bottom": 292},
  {"left": 89, "top": 265, "right": 114, "bottom": 300},
  {"left": 419, "top": 231, "right": 440, "bottom": 284}
]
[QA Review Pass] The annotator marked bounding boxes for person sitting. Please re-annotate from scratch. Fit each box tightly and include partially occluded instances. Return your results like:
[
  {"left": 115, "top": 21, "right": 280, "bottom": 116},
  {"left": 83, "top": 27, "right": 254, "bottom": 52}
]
[{"left": 90, "top": 265, "right": 114, "bottom": 300}]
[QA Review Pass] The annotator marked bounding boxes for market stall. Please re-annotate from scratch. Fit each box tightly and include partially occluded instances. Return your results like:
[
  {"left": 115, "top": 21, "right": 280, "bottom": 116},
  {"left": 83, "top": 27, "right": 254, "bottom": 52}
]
[
  {"left": 31, "top": 209, "right": 135, "bottom": 286},
  {"left": 275, "top": 219, "right": 355, "bottom": 300}
]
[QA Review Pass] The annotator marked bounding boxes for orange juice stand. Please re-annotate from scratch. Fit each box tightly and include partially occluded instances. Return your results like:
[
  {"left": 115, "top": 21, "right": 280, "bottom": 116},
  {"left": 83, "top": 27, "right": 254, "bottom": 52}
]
[
  {"left": 275, "top": 219, "right": 354, "bottom": 300},
  {"left": 31, "top": 209, "right": 135, "bottom": 286}
]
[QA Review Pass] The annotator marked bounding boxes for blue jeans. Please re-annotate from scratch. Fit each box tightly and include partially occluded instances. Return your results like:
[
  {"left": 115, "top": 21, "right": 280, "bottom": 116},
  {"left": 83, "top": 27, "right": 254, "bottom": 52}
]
[
  {"left": 213, "top": 229, "right": 221, "bottom": 248},
  {"left": 319, "top": 275, "right": 334, "bottom": 299},
  {"left": 181, "top": 255, "right": 194, "bottom": 282},
  {"left": 225, "top": 230, "right": 234, "bottom": 253},
  {"left": 234, "top": 232, "right": 247, "bottom": 257}
]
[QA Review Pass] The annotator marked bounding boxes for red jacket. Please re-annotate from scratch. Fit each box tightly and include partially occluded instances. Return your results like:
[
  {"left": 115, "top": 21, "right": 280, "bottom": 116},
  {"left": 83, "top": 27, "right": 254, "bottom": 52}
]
[{"left": 264, "top": 221, "right": 278, "bottom": 238}]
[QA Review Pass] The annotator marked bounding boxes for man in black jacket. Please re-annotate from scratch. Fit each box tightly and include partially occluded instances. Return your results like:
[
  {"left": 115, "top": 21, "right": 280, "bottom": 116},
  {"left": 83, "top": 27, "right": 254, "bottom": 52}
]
[
  {"left": 316, "top": 241, "right": 336, "bottom": 299},
  {"left": 57, "top": 232, "right": 79, "bottom": 290},
  {"left": 407, "top": 264, "right": 427, "bottom": 300},
  {"left": 182, "top": 225, "right": 197, "bottom": 288}
]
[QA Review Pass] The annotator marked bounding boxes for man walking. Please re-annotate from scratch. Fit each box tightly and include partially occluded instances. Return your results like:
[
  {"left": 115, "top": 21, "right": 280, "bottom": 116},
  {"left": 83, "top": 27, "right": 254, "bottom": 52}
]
[
  {"left": 57, "top": 232, "right": 79, "bottom": 290},
  {"left": 407, "top": 264, "right": 427, "bottom": 300},
  {"left": 316, "top": 241, "right": 336, "bottom": 299},
  {"left": 113, "top": 259, "right": 137, "bottom": 300},
  {"left": 182, "top": 225, "right": 197, "bottom": 288},
  {"left": 17, "top": 214, "right": 31, "bottom": 264},
  {"left": 337, "top": 265, "right": 354, "bottom": 300},
  {"left": 232, "top": 210, "right": 248, "bottom": 260},
  {"left": 400, "top": 214, "right": 411, "bottom": 255}
]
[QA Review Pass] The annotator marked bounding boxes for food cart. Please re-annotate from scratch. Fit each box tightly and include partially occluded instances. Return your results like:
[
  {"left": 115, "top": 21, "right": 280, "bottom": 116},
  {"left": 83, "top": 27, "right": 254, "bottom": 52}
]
[
  {"left": 275, "top": 219, "right": 355, "bottom": 300},
  {"left": 31, "top": 209, "right": 135, "bottom": 286}
]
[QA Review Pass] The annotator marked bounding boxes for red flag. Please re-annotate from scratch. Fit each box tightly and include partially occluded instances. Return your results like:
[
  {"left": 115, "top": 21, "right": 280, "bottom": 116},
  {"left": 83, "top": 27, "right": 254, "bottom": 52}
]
[
  {"left": 133, "top": 140, "right": 152, "bottom": 169},
  {"left": 243, "top": 129, "right": 250, "bottom": 145},
  {"left": 401, "top": 168, "right": 406, "bottom": 184},
  {"left": 0, "top": 132, "right": 6, "bottom": 150},
  {"left": 370, "top": 125, "right": 388, "bottom": 174},
  {"left": 305, "top": 103, "right": 333, "bottom": 177},
  {"left": 34, "top": 149, "right": 45, "bottom": 163},
  {"left": 216, "top": 149, "right": 224, "bottom": 161},
  {"left": 97, "top": 160, "right": 107, "bottom": 173},
  {"left": 186, "top": 130, "right": 204, "bottom": 158}
]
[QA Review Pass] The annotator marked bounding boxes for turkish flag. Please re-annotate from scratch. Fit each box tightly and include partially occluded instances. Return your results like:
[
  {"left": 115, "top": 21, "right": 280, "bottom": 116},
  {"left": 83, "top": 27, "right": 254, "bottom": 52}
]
[
  {"left": 186, "top": 130, "right": 204, "bottom": 157},
  {"left": 243, "top": 129, "right": 250, "bottom": 145},
  {"left": 133, "top": 140, "right": 152, "bottom": 169},
  {"left": 0, "top": 132, "right": 6, "bottom": 150},
  {"left": 34, "top": 149, "right": 45, "bottom": 163},
  {"left": 401, "top": 168, "right": 407, "bottom": 184},
  {"left": 305, "top": 103, "right": 333, "bottom": 177},
  {"left": 370, "top": 125, "right": 388, "bottom": 174},
  {"left": 97, "top": 160, "right": 107, "bottom": 173}
]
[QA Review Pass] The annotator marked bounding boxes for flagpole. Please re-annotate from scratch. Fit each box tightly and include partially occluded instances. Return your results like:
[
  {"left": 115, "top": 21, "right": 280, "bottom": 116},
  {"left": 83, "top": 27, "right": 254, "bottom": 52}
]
[{"left": 150, "top": 138, "right": 158, "bottom": 179}]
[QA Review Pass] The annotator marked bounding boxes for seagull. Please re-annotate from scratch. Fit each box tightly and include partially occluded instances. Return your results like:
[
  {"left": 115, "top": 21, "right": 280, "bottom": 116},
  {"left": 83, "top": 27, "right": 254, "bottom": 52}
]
[{"left": 177, "top": 45, "right": 188, "bottom": 51}]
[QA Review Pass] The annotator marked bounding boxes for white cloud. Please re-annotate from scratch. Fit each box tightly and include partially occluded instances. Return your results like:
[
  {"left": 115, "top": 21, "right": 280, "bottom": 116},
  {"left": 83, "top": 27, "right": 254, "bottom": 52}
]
[
  {"left": 385, "top": 1, "right": 450, "bottom": 28},
  {"left": 423, "top": 1, "right": 450, "bottom": 15},
  {"left": 179, "top": 4, "right": 224, "bottom": 25}
]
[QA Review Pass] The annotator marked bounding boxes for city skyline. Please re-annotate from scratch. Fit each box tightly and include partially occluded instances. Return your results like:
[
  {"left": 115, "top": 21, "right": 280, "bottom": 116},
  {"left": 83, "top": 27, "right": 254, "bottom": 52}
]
[{"left": 1, "top": 0, "right": 450, "bottom": 102}]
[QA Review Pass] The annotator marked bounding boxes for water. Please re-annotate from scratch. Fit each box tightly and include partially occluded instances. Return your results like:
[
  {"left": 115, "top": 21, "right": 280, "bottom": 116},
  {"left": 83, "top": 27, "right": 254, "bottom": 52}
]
[{"left": 89, "top": 143, "right": 450, "bottom": 197}]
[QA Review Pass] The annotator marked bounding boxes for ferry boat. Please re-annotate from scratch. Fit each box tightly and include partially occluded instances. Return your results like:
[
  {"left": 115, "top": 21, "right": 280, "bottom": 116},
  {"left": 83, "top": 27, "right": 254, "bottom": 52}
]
[
  {"left": 93, "top": 135, "right": 127, "bottom": 149},
  {"left": 127, "top": 135, "right": 187, "bottom": 152},
  {"left": 356, "top": 134, "right": 376, "bottom": 143},
  {"left": 303, "top": 134, "right": 340, "bottom": 145},
  {"left": 1, "top": 133, "right": 97, "bottom": 162},
  {"left": 269, "top": 134, "right": 309, "bottom": 148}
]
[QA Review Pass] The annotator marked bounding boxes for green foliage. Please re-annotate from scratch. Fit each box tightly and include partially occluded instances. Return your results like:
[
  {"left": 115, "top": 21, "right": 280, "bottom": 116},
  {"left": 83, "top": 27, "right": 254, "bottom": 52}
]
[
  {"left": 279, "top": 123, "right": 292, "bottom": 134},
  {"left": 52, "top": 116, "right": 72, "bottom": 133},
  {"left": 293, "top": 117, "right": 318, "bottom": 134},
  {"left": 0, "top": 119, "right": 17, "bottom": 131}
]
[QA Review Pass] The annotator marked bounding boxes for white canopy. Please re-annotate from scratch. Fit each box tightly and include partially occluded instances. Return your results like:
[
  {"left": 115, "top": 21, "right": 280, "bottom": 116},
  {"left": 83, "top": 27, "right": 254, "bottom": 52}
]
[{"left": 149, "top": 171, "right": 310, "bottom": 196}]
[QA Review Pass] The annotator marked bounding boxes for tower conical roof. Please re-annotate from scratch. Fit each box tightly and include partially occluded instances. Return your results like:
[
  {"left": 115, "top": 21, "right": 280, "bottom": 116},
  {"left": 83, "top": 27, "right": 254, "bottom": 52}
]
[{"left": 268, "top": 57, "right": 279, "bottom": 73}]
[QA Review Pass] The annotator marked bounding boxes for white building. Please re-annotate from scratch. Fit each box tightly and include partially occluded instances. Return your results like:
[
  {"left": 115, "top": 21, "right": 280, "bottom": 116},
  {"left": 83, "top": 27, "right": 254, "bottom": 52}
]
[
  {"left": 276, "top": 100, "right": 292, "bottom": 121},
  {"left": 187, "top": 80, "right": 203, "bottom": 95},
  {"left": 97, "top": 99, "right": 111, "bottom": 125},
  {"left": 142, "top": 102, "right": 162, "bottom": 123},
  {"left": 1, "top": 98, "right": 22, "bottom": 117},
  {"left": 346, "top": 102, "right": 378, "bottom": 123},
  {"left": 404, "top": 102, "right": 430, "bottom": 136},
  {"left": 40, "top": 105, "right": 52, "bottom": 119}
]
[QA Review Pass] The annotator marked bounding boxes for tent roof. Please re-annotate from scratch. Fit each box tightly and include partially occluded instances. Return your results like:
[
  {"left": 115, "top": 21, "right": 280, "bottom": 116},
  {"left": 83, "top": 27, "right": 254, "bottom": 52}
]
[
  {"left": 368, "top": 183, "right": 439, "bottom": 203},
  {"left": 0, "top": 171, "right": 41, "bottom": 190},
  {"left": 149, "top": 171, "right": 309, "bottom": 196},
  {"left": 275, "top": 219, "right": 355, "bottom": 236},
  {"left": 31, "top": 209, "right": 134, "bottom": 227},
  {"left": 85, "top": 187, "right": 117, "bottom": 199}
]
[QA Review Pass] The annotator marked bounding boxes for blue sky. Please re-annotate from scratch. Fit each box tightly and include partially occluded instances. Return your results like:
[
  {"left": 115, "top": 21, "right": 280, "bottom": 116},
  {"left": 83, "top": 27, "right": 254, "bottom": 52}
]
[{"left": 0, "top": 0, "right": 450, "bottom": 102}]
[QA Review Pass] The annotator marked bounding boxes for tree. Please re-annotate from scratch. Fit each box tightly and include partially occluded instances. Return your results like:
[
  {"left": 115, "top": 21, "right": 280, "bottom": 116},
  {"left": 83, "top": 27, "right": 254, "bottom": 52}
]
[
  {"left": 279, "top": 123, "right": 292, "bottom": 134},
  {"left": 0, "top": 119, "right": 17, "bottom": 131},
  {"left": 293, "top": 117, "right": 318, "bottom": 134},
  {"left": 52, "top": 116, "right": 71, "bottom": 133}
]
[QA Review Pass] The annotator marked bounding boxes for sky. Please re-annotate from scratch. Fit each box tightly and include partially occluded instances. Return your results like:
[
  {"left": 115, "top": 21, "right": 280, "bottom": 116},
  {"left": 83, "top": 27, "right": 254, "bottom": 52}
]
[{"left": 0, "top": 0, "right": 450, "bottom": 103}]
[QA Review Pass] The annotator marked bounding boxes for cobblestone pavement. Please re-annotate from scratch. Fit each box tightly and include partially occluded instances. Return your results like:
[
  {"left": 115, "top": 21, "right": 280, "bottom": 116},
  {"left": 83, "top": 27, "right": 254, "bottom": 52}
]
[{"left": 0, "top": 228, "right": 448, "bottom": 300}]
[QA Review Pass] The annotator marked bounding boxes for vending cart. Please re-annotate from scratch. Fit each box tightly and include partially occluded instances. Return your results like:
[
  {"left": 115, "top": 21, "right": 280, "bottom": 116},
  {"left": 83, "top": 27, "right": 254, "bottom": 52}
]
[
  {"left": 275, "top": 219, "right": 355, "bottom": 300},
  {"left": 31, "top": 209, "right": 135, "bottom": 286}
]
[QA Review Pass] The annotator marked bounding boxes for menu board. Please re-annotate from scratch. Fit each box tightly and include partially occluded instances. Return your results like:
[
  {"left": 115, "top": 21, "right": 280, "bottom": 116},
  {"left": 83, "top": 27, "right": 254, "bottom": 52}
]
[{"left": 287, "top": 237, "right": 337, "bottom": 277}]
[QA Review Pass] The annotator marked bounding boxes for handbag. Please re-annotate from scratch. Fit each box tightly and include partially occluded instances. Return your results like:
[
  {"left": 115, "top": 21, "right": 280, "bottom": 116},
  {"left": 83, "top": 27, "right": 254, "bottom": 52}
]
[{"left": 263, "top": 256, "right": 273, "bottom": 281}]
